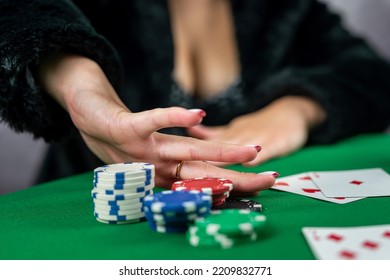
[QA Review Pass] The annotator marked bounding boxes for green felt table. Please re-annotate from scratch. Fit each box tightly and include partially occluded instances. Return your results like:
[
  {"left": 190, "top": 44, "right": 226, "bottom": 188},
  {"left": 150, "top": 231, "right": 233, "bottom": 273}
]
[{"left": 1, "top": 133, "right": 389, "bottom": 260}]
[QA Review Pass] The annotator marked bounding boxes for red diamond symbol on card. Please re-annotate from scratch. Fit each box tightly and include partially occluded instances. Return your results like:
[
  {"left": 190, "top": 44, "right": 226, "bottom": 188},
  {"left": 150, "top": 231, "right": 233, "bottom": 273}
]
[
  {"left": 362, "top": 240, "right": 379, "bottom": 250},
  {"left": 340, "top": 250, "right": 356, "bottom": 259},
  {"left": 302, "top": 188, "right": 320, "bottom": 193},
  {"left": 350, "top": 180, "right": 363, "bottom": 185},
  {"left": 383, "top": 231, "right": 390, "bottom": 238},
  {"left": 327, "top": 234, "right": 343, "bottom": 242},
  {"left": 299, "top": 176, "right": 312, "bottom": 181},
  {"left": 275, "top": 182, "right": 289, "bottom": 187}
]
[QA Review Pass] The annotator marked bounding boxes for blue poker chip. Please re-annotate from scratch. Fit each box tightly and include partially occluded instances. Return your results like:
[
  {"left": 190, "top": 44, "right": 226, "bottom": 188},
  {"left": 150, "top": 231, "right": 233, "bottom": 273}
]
[
  {"left": 143, "top": 190, "right": 212, "bottom": 214},
  {"left": 144, "top": 205, "right": 210, "bottom": 222},
  {"left": 145, "top": 211, "right": 198, "bottom": 224},
  {"left": 147, "top": 220, "right": 189, "bottom": 233}
]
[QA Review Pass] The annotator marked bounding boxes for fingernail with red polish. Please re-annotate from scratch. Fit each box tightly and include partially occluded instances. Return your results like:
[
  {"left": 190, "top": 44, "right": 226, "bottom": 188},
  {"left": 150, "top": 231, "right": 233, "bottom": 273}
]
[
  {"left": 188, "top": 108, "right": 206, "bottom": 117},
  {"left": 246, "top": 145, "right": 262, "bottom": 152},
  {"left": 258, "top": 171, "right": 280, "bottom": 178}
]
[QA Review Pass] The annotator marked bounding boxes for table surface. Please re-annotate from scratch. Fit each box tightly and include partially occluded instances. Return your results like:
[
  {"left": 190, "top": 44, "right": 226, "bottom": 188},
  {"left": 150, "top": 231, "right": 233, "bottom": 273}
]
[{"left": 1, "top": 133, "right": 389, "bottom": 260}]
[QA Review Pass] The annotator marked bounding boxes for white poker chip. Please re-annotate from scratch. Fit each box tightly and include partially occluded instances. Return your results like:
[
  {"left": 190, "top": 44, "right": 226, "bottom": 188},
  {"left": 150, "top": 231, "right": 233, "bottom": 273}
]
[
  {"left": 94, "top": 207, "right": 144, "bottom": 216},
  {"left": 93, "top": 202, "right": 144, "bottom": 211},
  {"left": 93, "top": 175, "right": 154, "bottom": 185},
  {"left": 94, "top": 172, "right": 154, "bottom": 181},
  {"left": 95, "top": 217, "right": 144, "bottom": 225},
  {"left": 91, "top": 189, "right": 153, "bottom": 201},
  {"left": 93, "top": 180, "right": 154, "bottom": 190},
  {"left": 93, "top": 197, "right": 145, "bottom": 206},
  {"left": 94, "top": 211, "right": 145, "bottom": 221},
  {"left": 94, "top": 162, "right": 155, "bottom": 178}
]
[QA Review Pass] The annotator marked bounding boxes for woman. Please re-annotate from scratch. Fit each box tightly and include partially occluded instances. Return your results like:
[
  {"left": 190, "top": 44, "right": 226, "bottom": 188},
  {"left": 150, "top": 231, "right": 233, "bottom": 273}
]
[{"left": 1, "top": 0, "right": 389, "bottom": 193}]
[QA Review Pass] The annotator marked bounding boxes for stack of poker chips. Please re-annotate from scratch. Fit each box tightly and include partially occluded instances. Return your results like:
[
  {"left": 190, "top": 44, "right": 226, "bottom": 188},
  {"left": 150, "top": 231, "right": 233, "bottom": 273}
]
[
  {"left": 187, "top": 209, "right": 267, "bottom": 249},
  {"left": 92, "top": 162, "right": 155, "bottom": 224},
  {"left": 143, "top": 190, "right": 212, "bottom": 233},
  {"left": 171, "top": 177, "right": 233, "bottom": 207}
]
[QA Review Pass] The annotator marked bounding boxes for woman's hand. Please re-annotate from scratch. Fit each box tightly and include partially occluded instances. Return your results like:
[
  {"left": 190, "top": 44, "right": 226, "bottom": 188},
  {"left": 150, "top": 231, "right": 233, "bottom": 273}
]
[
  {"left": 38, "top": 53, "right": 276, "bottom": 194},
  {"left": 187, "top": 95, "right": 326, "bottom": 166}
]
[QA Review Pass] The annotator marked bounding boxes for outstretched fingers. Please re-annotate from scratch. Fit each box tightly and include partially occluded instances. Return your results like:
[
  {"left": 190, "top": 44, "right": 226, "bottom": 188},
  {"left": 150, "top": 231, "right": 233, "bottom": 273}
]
[
  {"left": 172, "top": 160, "right": 276, "bottom": 194},
  {"left": 155, "top": 133, "right": 261, "bottom": 164}
]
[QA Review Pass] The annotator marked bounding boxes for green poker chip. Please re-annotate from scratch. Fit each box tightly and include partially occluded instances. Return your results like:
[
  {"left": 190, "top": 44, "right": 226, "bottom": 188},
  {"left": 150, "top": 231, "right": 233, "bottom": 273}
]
[
  {"left": 194, "top": 209, "right": 267, "bottom": 236},
  {"left": 186, "top": 225, "right": 259, "bottom": 249}
]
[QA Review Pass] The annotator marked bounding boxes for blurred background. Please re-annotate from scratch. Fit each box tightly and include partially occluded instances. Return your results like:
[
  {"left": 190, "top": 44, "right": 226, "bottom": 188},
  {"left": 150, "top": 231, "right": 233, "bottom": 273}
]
[{"left": 1, "top": 0, "right": 390, "bottom": 195}]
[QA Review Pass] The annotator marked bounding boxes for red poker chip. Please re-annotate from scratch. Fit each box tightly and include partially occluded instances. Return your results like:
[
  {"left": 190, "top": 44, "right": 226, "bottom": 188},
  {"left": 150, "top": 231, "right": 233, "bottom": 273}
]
[
  {"left": 212, "top": 191, "right": 230, "bottom": 201},
  {"left": 211, "top": 194, "right": 229, "bottom": 207},
  {"left": 211, "top": 197, "right": 228, "bottom": 206},
  {"left": 172, "top": 177, "right": 233, "bottom": 195}
]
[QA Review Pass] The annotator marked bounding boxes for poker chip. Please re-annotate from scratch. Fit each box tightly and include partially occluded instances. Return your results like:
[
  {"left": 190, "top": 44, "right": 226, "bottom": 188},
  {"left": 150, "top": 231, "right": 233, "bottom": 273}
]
[
  {"left": 171, "top": 177, "right": 233, "bottom": 207},
  {"left": 91, "top": 189, "right": 153, "bottom": 201},
  {"left": 146, "top": 212, "right": 198, "bottom": 224},
  {"left": 91, "top": 162, "right": 155, "bottom": 224},
  {"left": 143, "top": 190, "right": 212, "bottom": 233},
  {"left": 144, "top": 207, "right": 210, "bottom": 224},
  {"left": 93, "top": 184, "right": 154, "bottom": 194},
  {"left": 94, "top": 162, "right": 155, "bottom": 179},
  {"left": 212, "top": 198, "right": 263, "bottom": 212},
  {"left": 93, "top": 175, "right": 153, "bottom": 186},
  {"left": 172, "top": 177, "right": 233, "bottom": 195},
  {"left": 95, "top": 217, "right": 145, "bottom": 225},
  {"left": 94, "top": 211, "right": 145, "bottom": 221},
  {"left": 187, "top": 226, "right": 258, "bottom": 249},
  {"left": 196, "top": 209, "right": 266, "bottom": 236},
  {"left": 187, "top": 209, "right": 267, "bottom": 248},
  {"left": 93, "top": 202, "right": 144, "bottom": 211},
  {"left": 93, "top": 197, "right": 145, "bottom": 206},
  {"left": 94, "top": 207, "right": 144, "bottom": 216},
  {"left": 143, "top": 190, "right": 212, "bottom": 214},
  {"left": 93, "top": 182, "right": 154, "bottom": 191}
]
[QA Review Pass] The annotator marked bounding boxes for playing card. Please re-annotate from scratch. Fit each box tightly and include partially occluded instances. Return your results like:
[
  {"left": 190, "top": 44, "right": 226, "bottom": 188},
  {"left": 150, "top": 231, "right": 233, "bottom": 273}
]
[
  {"left": 302, "top": 225, "right": 390, "bottom": 260},
  {"left": 309, "top": 168, "right": 390, "bottom": 198},
  {"left": 272, "top": 173, "right": 364, "bottom": 204}
]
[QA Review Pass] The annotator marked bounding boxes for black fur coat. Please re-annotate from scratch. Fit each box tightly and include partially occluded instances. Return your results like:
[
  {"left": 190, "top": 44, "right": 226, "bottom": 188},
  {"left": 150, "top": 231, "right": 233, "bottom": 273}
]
[{"left": 1, "top": 0, "right": 390, "bottom": 182}]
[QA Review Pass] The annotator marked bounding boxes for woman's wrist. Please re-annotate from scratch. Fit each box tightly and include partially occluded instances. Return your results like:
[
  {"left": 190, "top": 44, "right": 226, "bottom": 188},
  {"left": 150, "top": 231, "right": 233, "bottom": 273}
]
[{"left": 37, "top": 52, "right": 118, "bottom": 111}]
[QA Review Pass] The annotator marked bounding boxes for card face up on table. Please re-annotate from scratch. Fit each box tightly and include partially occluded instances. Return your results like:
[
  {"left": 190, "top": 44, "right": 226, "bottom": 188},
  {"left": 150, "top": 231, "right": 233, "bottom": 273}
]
[
  {"left": 302, "top": 225, "right": 390, "bottom": 260},
  {"left": 309, "top": 168, "right": 390, "bottom": 198},
  {"left": 272, "top": 168, "right": 390, "bottom": 204},
  {"left": 272, "top": 168, "right": 390, "bottom": 259}
]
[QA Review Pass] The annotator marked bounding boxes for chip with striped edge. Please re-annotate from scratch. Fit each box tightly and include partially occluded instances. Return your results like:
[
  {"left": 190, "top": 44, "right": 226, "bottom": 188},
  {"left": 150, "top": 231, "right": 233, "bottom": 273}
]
[
  {"left": 143, "top": 190, "right": 212, "bottom": 214},
  {"left": 172, "top": 177, "right": 233, "bottom": 195}
]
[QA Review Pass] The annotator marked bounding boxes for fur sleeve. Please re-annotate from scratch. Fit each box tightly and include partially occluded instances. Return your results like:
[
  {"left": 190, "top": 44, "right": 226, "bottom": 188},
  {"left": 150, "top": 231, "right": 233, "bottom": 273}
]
[{"left": 0, "top": 0, "right": 123, "bottom": 141}]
